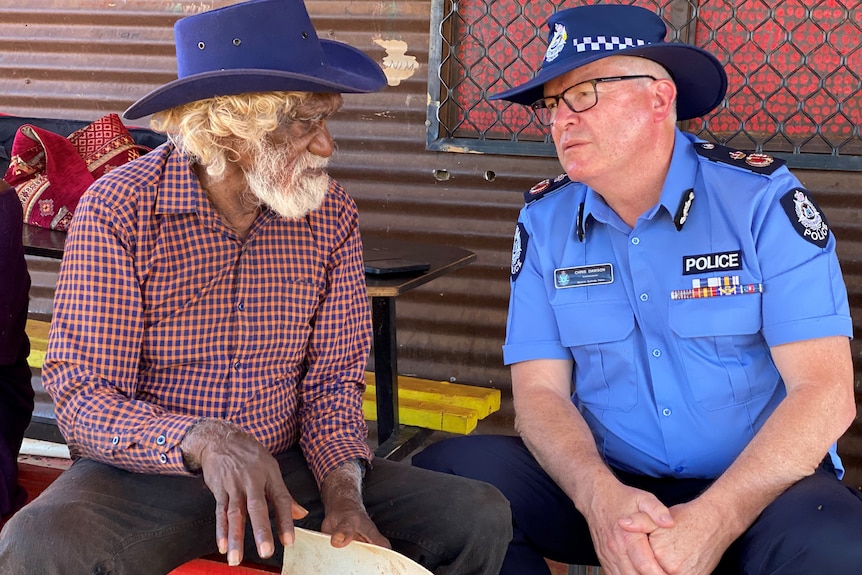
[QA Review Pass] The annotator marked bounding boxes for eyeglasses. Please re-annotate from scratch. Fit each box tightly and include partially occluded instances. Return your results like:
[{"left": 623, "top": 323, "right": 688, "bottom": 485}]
[{"left": 530, "top": 75, "right": 657, "bottom": 126}]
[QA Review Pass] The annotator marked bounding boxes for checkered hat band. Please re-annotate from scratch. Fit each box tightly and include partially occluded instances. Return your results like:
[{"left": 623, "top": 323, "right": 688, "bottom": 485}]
[{"left": 573, "top": 36, "right": 649, "bottom": 52}]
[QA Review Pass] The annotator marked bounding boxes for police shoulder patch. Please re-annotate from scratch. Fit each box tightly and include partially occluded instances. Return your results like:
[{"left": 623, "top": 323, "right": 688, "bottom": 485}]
[
  {"left": 511, "top": 222, "right": 529, "bottom": 280},
  {"left": 779, "top": 188, "right": 830, "bottom": 248},
  {"left": 524, "top": 173, "right": 570, "bottom": 204},
  {"left": 695, "top": 142, "right": 785, "bottom": 176}
]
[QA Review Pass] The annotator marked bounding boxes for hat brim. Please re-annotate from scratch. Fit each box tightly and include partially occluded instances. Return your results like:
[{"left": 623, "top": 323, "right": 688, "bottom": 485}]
[
  {"left": 124, "top": 40, "right": 386, "bottom": 119},
  {"left": 490, "top": 44, "right": 727, "bottom": 121}
]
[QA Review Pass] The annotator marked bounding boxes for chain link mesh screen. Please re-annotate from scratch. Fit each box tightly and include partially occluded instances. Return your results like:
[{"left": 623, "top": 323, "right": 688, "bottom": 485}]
[{"left": 427, "top": 0, "right": 862, "bottom": 169}]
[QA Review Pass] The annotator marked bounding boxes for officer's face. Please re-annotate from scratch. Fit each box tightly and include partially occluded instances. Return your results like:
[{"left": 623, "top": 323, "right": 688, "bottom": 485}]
[{"left": 545, "top": 56, "right": 663, "bottom": 189}]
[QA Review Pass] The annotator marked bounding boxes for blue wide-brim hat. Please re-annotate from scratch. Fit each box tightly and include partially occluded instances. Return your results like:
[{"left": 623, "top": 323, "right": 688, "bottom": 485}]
[
  {"left": 124, "top": 0, "right": 386, "bottom": 119},
  {"left": 491, "top": 4, "right": 727, "bottom": 121}
]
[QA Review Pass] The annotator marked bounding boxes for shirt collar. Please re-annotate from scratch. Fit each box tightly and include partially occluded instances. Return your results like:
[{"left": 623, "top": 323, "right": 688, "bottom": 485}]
[
  {"left": 656, "top": 128, "right": 700, "bottom": 222},
  {"left": 154, "top": 143, "right": 204, "bottom": 216}
]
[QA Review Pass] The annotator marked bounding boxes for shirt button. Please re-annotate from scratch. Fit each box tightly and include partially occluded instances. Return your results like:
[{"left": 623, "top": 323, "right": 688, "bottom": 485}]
[
  {"left": 233, "top": 361, "right": 241, "bottom": 371},
  {"left": 652, "top": 349, "right": 662, "bottom": 358},
  {"left": 237, "top": 302, "right": 245, "bottom": 312},
  {"left": 156, "top": 435, "right": 166, "bottom": 446},
  {"left": 112, "top": 436, "right": 120, "bottom": 445},
  {"left": 639, "top": 293, "right": 649, "bottom": 302},
  {"left": 159, "top": 454, "right": 168, "bottom": 464},
  {"left": 662, "top": 408, "right": 672, "bottom": 417},
  {"left": 674, "top": 466, "right": 684, "bottom": 473},
  {"left": 631, "top": 237, "right": 640, "bottom": 245}
]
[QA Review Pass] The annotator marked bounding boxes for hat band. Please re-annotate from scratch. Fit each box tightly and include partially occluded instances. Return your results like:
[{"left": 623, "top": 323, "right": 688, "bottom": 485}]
[
  {"left": 573, "top": 36, "right": 650, "bottom": 53},
  {"left": 545, "top": 34, "right": 652, "bottom": 64}
]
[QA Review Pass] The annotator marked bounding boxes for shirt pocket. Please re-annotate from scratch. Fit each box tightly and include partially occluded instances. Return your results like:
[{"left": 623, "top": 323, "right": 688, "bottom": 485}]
[
  {"left": 668, "top": 295, "right": 771, "bottom": 410},
  {"left": 277, "top": 278, "right": 322, "bottom": 356},
  {"left": 553, "top": 300, "right": 637, "bottom": 412}
]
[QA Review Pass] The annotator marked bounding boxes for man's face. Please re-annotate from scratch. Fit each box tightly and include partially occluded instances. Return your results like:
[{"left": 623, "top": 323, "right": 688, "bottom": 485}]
[
  {"left": 545, "top": 56, "right": 659, "bottom": 187},
  {"left": 245, "top": 93, "right": 343, "bottom": 220}
]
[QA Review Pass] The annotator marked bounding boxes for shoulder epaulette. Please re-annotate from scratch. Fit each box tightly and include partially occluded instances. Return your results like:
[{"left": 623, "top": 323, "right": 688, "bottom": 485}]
[
  {"left": 524, "top": 173, "right": 570, "bottom": 204},
  {"left": 694, "top": 141, "right": 785, "bottom": 176}
]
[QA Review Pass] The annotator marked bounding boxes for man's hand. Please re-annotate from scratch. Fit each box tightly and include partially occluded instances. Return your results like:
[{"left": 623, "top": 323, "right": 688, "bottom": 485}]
[
  {"left": 180, "top": 419, "right": 307, "bottom": 566},
  {"left": 585, "top": 479, "right": 674, "bottom": 575},
  {"left": 626, "top": 500, "right": 731, "bottom": 575},
  {"left": 320, "top": 460, "right": 390, "bottom": 549}
]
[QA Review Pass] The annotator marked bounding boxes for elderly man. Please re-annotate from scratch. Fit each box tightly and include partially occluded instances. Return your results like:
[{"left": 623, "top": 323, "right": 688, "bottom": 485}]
[
  {"left": 0, "top": 1, "right": 510, "bottom": 573},
  {"left": 415, "top": 4, "right": 862, "bottom": 575}
]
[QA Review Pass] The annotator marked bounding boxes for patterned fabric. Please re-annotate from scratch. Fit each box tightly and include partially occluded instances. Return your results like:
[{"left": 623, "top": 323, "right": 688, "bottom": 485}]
[
  {"left": 68, "top": 114, "right": 147, "bottom": 180},
  {"left": 42, "top": 142, "right": 373, "bottom": 485},
  {"left": 4, "top": 113, "right": 148, "bottom": 231},
  {"left": 572, "top": 36, "right": 648, "bottom": 52}
]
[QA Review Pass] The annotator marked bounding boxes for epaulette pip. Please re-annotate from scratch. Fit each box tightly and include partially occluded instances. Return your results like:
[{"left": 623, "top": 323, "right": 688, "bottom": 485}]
[
  {"left": 695, "top": 142, "right": 785, "bottom": 176},
  {"left": 524, "top": 173, "right": 570, "bottom": 204}
]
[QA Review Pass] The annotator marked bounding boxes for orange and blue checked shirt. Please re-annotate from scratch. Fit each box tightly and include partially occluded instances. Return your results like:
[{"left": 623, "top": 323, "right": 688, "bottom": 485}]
[{"left": 42, "top": 143, "right": 373, "bottom": 485}]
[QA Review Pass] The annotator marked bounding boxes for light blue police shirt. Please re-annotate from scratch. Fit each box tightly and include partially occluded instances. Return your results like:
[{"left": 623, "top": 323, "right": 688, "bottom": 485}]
[{"left": 504, "top": 129, "right": 852, "bottom": 479}]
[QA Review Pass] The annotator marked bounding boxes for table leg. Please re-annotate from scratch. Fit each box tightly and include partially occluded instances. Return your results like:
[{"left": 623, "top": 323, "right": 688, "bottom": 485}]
[{"left": 371, "top": 296, "right": 399, "bottom": 445}]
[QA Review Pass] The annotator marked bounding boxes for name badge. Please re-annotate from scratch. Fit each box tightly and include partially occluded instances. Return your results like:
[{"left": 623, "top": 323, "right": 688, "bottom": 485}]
[{"left": 555, "top": 264, "right": 613, "bottom": 289}]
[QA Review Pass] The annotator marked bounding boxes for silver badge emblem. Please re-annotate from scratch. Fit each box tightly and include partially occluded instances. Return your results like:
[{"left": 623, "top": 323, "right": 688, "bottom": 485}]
[
  {"left": 545, "top": 23, "right": 568, "bottom": 63},
  {"left": 679, "top": 190, "right": 694, "bottom": 226}
]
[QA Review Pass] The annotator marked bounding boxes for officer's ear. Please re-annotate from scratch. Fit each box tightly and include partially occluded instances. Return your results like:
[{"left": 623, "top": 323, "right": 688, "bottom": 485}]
[{"left": 651, "top": 78, "right": 677, "bottom": 122}]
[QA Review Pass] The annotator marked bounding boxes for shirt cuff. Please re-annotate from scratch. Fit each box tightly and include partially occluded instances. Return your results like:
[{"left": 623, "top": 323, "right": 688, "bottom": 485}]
[{"left": 503, "top": 341, "right": 572, "bottom": 365}]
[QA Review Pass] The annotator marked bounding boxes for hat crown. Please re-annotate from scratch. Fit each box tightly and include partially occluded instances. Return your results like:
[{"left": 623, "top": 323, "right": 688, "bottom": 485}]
[
  {"left": 175, "top": 0, "right": 325, "bottom": 78},
  {"left": 541, "top": 5, "right": 667, "bottom": 69}
]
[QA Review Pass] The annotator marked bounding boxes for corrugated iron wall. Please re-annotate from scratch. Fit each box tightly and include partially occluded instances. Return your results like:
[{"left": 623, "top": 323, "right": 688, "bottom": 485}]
[{"left": 3, "top": 0, "right": 862, "bottom": 490}]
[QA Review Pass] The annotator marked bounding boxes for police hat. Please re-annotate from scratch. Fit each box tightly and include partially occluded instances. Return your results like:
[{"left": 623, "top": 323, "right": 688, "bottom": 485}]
[{"left": 490, "top": 4, "right": 727, "bottom": 121}]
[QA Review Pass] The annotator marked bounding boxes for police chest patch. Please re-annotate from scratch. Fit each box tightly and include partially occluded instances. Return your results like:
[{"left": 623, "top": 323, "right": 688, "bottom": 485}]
[
  {"left": 780, "top": 188, "right": 829, "bottom": 248},
  {"left": 682, "top": 250, "right": 742, "bottom": 275},
  {"left": 511, "top": 223, "right": 529, "bottom": 280}
]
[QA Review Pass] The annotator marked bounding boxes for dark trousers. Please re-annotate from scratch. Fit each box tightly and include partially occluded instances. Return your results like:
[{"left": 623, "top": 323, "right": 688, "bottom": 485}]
[
  {"left": 0, "top": 359, "right": 33, "bottom": 519},
  {"left": 413, "top": 435, "right": 862, "bottom": 575},
  {"left": 0, "top": 446, "right": 511, "bottom": 575},
  {"left": 0, "top": 187, "right": 33, "bottom": 519}
]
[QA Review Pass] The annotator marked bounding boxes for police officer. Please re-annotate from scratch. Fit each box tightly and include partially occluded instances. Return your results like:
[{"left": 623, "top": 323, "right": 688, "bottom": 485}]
[{"left": 414, "top": 4, "right": 862, "bottom": 575}]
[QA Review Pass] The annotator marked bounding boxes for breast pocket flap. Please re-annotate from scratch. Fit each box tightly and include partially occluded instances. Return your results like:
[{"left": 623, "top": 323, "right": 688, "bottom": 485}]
[
  {"left": 669, "top": 296, "right": 762, "bottom": 338},
  {"left": 554, "top": 300, "right": 634, "bottom": 348}
]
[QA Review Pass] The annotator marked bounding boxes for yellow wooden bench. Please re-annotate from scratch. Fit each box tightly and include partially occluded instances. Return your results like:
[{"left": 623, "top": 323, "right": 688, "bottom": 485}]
[
  {"left": 26, "top": 319, "right": 501, "bottom": 435},
  {"left": 25, "top": 318, "right": 50, "bottom": 372},
  {"left": 363, "top": 372, "right": 499, "bottom": 434}
]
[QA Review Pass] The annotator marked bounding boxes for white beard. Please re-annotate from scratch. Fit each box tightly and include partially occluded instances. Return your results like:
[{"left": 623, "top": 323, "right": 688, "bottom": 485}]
[{"left": 246, "top": 144, "right": 330, "bottom": 220}]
